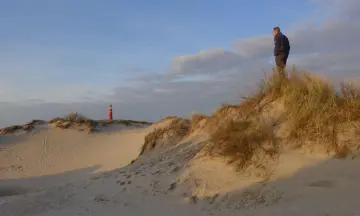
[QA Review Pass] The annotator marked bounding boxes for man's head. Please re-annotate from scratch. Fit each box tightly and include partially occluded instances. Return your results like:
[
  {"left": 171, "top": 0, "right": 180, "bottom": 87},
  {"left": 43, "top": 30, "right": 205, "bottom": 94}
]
[{"left": 273, "top": 26, "right": 280, "bottom": 36}]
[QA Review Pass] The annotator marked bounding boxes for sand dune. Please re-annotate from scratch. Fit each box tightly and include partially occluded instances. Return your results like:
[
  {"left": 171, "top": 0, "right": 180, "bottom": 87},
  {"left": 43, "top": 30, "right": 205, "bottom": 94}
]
[
  {"left": 2, "top": 72, "right": 360, "bottom": 215},
  {"left": 0, "top": 123, "right": 150, "bottom": 194},
  {"left": 1, "top": 118, "right": 360, "bottom": 216}
]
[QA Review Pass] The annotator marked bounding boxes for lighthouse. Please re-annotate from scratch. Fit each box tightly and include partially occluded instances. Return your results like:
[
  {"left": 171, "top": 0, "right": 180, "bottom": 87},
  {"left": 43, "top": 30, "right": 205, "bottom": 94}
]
[{"left": 108, "top": 104, "right": 113, "bottom": 120}]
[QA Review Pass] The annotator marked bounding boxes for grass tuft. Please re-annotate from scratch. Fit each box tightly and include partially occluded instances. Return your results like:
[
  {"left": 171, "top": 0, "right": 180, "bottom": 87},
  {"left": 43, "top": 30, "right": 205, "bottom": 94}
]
[{"left": 207, "top": 118, "right": 278, "bottom": 170}]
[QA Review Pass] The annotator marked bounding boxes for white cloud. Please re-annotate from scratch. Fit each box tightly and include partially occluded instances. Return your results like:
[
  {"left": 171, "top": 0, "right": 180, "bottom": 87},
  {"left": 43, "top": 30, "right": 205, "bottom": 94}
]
[
  {"left": 313, "top": 0, "right": 360, "bottom": 20},
  {"left": 0, "top": 82, "right": 112, "bottom": 104},
  {"left": 234, "top": 35, "right": 273, "bottom": 58},
  {"left": 169, "top": 48, "right": 243, "bottom": 75}
]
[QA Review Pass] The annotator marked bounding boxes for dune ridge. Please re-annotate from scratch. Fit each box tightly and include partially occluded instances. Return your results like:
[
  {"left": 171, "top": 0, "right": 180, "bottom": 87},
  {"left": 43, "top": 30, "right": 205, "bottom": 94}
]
[{"left": 0, "top": 113, "right": 152, "bottom": 135}]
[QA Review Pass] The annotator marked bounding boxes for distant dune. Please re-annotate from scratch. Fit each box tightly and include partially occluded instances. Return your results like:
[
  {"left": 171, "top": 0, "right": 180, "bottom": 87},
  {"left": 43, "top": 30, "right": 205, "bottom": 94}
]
[
  {"left": 0, "top": 116, "right": 151, "bottom": 193},
  {"left": 2, "top": 71, "right": 360, "bottom": 216}
]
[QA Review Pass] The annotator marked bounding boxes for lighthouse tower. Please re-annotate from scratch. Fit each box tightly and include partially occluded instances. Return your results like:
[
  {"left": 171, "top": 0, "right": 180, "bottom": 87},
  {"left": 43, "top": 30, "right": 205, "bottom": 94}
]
[{"left": 108, "top": 104, "right": 113, "bottom": 120}]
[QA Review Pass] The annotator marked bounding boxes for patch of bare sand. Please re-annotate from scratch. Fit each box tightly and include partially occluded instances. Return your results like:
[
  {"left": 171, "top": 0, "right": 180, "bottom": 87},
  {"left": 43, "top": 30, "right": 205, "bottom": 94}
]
[{"left": 0, "top": 124, "right": 151, "bottom": 193}]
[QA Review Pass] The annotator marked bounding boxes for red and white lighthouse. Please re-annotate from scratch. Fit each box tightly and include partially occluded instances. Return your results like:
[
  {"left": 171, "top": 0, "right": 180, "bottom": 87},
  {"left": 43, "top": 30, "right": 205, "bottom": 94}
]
[{"left": 108, "top": 104, "right": 113, "bottom": 120}]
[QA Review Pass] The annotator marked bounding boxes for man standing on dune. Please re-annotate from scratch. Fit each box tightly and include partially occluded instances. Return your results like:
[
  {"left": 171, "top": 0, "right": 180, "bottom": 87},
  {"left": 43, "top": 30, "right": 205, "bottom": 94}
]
[{"left": 273, "top": 26, "right": 290, "bottom": 76}]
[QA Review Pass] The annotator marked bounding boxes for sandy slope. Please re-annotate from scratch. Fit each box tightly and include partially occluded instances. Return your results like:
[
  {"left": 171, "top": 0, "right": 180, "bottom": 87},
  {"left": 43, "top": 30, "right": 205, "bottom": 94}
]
[
  {"left": 1, "top": 119, "right": 360, "bottom": 215},
  {"left": 0, "top": 124, "right": 149, "bottom": 194}
]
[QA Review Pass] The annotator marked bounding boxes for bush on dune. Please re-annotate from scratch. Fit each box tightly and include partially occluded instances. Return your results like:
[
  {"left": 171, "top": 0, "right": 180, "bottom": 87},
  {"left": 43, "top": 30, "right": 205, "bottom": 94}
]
[{"left": 48, "top": 113, "right": 97, "bottom": 131}]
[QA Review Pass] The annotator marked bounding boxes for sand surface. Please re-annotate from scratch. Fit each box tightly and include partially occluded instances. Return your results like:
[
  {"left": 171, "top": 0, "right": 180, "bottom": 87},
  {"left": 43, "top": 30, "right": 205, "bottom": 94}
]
[
  {"left": 1, "top": 122, "right": 360, "bottom": 215},
  {"left": 0, "top": 124, "right": 149, "bottom": 195}
]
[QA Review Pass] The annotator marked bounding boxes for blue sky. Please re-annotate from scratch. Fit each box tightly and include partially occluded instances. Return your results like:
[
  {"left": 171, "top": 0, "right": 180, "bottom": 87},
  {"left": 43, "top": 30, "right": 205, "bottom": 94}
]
[
  {"left": 1, "top": 0, "right": 359, "bottom": 126},
  {"left": 1, "top": 0, "right": 314, "bottom": 87}
]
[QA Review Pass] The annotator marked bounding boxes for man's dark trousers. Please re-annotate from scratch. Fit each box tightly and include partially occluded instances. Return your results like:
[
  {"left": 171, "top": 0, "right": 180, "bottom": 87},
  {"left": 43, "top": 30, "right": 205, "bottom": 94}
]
[{"left": 275, "top": 52, "right": 289, "bottom": 75}]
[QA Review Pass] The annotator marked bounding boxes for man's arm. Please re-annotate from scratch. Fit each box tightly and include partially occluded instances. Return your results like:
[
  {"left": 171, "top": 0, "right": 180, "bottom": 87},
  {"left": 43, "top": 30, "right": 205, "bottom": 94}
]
[{"left": 274, "top": 34, "right": 282, "bottom": 56}]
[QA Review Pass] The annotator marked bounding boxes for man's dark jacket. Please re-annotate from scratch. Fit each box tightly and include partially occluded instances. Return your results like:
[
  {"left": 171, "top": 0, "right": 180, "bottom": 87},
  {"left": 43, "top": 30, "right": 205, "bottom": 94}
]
[{"left": 274, "top": 32, "right": 290, "bottom": 56}]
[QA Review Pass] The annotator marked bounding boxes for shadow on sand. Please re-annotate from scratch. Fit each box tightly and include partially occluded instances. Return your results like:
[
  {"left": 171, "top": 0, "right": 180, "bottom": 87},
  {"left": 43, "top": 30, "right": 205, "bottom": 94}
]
[
  {"left": 0, "top": 134, "right": 32, "bottom": 146},
  {"left": 0, "top": 165, "right": 101, "bottom": 198},
  {"left": 193, "top": 156, "right": 360, "bottom": 215},
  {"left": 0, "top": 126, "right": 50, "bottom": 146}
]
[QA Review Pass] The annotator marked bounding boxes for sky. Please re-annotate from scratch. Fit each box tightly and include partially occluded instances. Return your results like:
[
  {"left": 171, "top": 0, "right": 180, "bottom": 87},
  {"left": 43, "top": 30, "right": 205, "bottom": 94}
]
[{"left": 1, "top": 0, "right": 360, "bottom": 127}]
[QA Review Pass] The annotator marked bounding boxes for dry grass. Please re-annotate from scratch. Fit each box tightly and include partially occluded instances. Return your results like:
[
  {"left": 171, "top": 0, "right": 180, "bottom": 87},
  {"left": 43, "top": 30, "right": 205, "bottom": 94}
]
[
  {"left": 212, "top": 71, "right": 285, "bottom": 122},
  {"left": 48, "top": 113, "right": 97, "bottom": 131},
  {"left": 189, "top": 113, "right": 210, "bottom": 132},
  {"left": 139, "top": 118, "right": 190, "bottom": 156},
  {"left": 282, "top": 72, "right": 337, "bottom": 141},
  {"left": 48, "top": 112, "right": 92, "bottom": 123},
  {"left": 156, "top": 116, "right": 178, "bottom": 124},
  {"left": 243, "top": 70, "right": 360, "bottom": 144},
  {"left": 337, "top": 83, "right": 360, "bottom": 121},
  {"left": 207, "top": 118, "right": 278, "bottom": 171},
  {"left": 206, "top": 69, "right": 360, "bottom": 169},
  {"left": 191, "top": 113, "right": 208, "bottom": 125}
]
